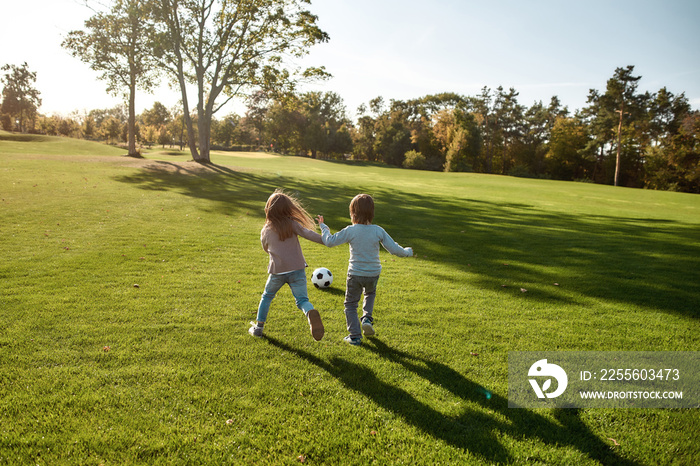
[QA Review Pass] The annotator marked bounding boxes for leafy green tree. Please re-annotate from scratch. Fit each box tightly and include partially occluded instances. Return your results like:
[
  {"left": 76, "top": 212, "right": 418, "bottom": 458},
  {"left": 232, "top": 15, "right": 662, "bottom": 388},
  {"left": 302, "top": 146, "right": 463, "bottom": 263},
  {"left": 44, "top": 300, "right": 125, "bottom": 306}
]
[
  {"left": 167, "top": 104, "right": 190, "bottom": 150},
  {"left": 151, "top": 0, "right": 329, "bottom": 164},
  {"left": 232, "top": 115, "right": 260, "bottom": 146},
  {"left": 327, "top": 124, "right": 353, "bottom": 157},
  {"left": 608, "top": 66, "right": 642, "bottom": 186},
  {"left": 546, "top": 117, "right": 594, "bottom": 180},
  {"left": 63, "top": 0, "right": 158, "bottom": 157},
  {"left": 373, "top": 115, "right": 412, "bottom": 167},
  {"left": 82, "top": 115, "right": 97, "bottom": 140},
  {"left": 433, "top": 107, "right": 481, "bottom": 172},
  {"left": 517, "top": 97, "right": 568, "bottom": 176},
  {"left": 141, "top": 101, "right": 172, "bottom": 128},
  {"left": 264, "top": 95, "right": 304, "bottom": 153},
  {"left": 157, "top": 125, "right": 171, "bottom": 147},
  {"left": 492, "top": 87, "right": 525, "bottom": 175},
  {"left": 37, "top": 115, "right": 59, "bottom": 136},
  {"left": 355, "top": 93, "right": 470, "bottom": 170},
  {"left": 403, "top": 150, "right": 426, "bottom": 170},
  {"left": 352, "top": 102, "right": 379, "bottom": 161},
  {"left": 469, "top": 87, "right": 495, "bottom": 173},
  {"left": 211, "top": 114, "right": 239, "bottom": 148},
  {"left": 1, "top": 62, "right": 42, "bottom": 132},
  {"left": 469, "top": 87, "right": 526, "bottom": 174},
  {"left": 57, "top": 117, "right": 78, "bottom": 137},
  {"left": 88, "top": 105, "right": 128, "bottom": 129},
  {"left": 583, "top": 66, "right": 646, "bottom": 186},
  {"left": 100, "top": 116, "right": 123, "bottom": 142},
  {"left": 645, "top": 107, "right": 699, "bottom": 193},
  {"left": 446, "top": 109, "right": 481, "bottom": 173},
  {"left": 299, "top": 91, "right": 351, "bottom": 158}
]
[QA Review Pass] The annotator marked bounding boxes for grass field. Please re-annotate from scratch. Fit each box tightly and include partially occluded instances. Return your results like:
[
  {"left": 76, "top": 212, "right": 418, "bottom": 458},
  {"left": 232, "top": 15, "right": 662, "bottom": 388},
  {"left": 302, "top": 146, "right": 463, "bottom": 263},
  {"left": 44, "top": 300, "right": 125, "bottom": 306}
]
[{"left": 1, "top": 131, "right": 699, "bottom": 465}]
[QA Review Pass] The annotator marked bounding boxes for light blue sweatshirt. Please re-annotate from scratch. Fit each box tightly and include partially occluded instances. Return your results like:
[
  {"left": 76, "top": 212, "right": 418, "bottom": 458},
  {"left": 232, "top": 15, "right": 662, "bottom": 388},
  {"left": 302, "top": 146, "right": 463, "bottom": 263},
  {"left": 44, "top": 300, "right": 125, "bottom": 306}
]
[{"left": 319, "top": 223, "right": 413, "bottom": 277}]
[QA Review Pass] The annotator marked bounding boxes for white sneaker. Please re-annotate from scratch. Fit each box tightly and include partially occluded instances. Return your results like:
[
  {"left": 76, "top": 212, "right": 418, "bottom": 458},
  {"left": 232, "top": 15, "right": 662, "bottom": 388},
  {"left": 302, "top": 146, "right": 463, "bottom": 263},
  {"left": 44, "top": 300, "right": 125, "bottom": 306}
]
[
  {"left": 361, "top": 319, "right": 375, "bottom": 336},
  {"left": 248, "top": 322, "right": 263, "bottom": 337}
]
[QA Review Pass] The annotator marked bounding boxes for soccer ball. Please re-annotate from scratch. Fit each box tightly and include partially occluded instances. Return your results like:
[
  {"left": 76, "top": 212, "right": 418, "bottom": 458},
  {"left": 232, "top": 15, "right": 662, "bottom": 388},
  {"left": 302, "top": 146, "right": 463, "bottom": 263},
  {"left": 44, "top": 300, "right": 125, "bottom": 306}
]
[{"left": 311, "top": 267, "right": 333, "bottom": 289}]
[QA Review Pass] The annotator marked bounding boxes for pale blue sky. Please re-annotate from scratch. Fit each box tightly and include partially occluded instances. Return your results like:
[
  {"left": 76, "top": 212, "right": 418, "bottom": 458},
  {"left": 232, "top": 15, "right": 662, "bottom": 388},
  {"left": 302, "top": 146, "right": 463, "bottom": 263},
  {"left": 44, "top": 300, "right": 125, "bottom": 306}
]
[{"left": 2, "top": 0, "right": 699, "bottom": 119}]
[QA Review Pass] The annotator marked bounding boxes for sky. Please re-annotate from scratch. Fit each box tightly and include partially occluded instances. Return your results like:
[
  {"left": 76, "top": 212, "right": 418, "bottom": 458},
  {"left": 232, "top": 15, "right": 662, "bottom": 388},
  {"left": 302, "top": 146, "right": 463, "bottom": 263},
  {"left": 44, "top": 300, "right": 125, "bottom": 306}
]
[{"left": 2, "top": 0, "right": 699, "bottom": 121}]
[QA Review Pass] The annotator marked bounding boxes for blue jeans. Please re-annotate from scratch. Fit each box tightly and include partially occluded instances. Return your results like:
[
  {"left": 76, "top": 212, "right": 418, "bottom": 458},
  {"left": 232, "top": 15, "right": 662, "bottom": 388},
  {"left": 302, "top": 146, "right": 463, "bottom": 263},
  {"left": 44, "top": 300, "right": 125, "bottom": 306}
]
[
  {"left": 344, "top": 274, "right": 379, "bottom": 338},
  {"left": 256, "top": 269, "right": 314, "bottom": 323}
]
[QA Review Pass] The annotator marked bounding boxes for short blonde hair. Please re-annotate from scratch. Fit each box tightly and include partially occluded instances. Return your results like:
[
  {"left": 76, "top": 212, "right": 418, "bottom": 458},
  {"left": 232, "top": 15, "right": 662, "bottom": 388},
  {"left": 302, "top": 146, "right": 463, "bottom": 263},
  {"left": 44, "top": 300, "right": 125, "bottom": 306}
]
[{"left": 350, "top": 194, "right": 374, "bottom": 224}]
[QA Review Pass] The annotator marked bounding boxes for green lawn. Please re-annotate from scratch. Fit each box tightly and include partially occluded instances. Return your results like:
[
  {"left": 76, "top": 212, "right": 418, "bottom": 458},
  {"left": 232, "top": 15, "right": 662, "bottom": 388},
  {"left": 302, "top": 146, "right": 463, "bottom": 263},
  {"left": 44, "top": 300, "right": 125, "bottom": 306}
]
[{"left": 1, "top": 131, "right": 699, "bottom": 465}]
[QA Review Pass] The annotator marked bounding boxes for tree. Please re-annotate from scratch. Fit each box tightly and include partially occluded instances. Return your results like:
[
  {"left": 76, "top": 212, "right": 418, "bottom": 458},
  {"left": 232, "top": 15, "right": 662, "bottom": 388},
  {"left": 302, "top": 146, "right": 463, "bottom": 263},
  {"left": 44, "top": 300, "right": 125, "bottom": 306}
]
[
  {"left": 63, "top": 0, "right": 159, "bottom": 157},
  {"left": 645, "top": 101, "right": 699, "bottom": 193},
  {"left": 1, "top": 62, "right": 42, "bottom": 133},
  {"left": 518, "top": 97, "right": 569, "bottom": 176},
  {"left": 158, "top": 125, "right": 172, "bottom": 147},
  {"left": 608, "top": 66, "right": 642, "bottom": 186},
  {"left": 491, "top": 87, "right": 525, "bottom": 175},
  {"left": 168, "top": 103, "right": 189, "bottom": 150},
  {"left": 100, "top": 116, "right": 123, "bottom": 142},
  {"left": 141, "top": 101, "right": 172, "bottom": 127},
  {"left": 152, "top": 0, "right": 329, "bottom": 164},
  {"left": 82, "top": 115, "right": 97, "bottom": 139},
  {"left": 433, "top": 107, "right": 481, "bottom": 172},
  {"left": 445, "top": 110, "right": 481, "bottom": 173},
  {"left": 648, "top": 87, "right": 691, "bottom": 146},
  {"left": 299, "top": 91, "right": 352, "bottom": 158},
  {"left": 403, "top": 150, "right": 426, "bottom": 170},
  {"left": 373, "top": 103, "right": 412, "bottom": 167},
  {"left": 211, "top": 114, "right": 239, "bottom": 148},
  {"left": 467, "top": 87, "right": 490, "bottom": 172},
  {"left": 546, "top": 117, "right": 594, "bottom": 180},
  {"left": 352, "top": 100, "right": 381, "bottom": 161},
  {"left": 583, "top": 66, "right": 644, "bottom": 186},
  {"left": 264, "top": 95, "right": 304, "bottom": 153}
]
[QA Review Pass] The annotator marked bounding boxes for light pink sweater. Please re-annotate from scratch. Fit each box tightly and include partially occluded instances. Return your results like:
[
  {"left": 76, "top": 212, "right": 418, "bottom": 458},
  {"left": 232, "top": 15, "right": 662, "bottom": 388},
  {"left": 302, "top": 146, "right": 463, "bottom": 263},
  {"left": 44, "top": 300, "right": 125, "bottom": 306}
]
[{"left": 261, "top": 221, "right": 323, "bottom": 274}]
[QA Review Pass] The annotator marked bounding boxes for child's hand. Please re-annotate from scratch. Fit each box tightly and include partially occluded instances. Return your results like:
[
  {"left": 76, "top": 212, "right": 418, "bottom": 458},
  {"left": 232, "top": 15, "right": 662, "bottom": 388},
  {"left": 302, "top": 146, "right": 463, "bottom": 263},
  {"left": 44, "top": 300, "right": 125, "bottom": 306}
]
[{"left": 316, "top": 215, "right": 324, "bottom": 225}]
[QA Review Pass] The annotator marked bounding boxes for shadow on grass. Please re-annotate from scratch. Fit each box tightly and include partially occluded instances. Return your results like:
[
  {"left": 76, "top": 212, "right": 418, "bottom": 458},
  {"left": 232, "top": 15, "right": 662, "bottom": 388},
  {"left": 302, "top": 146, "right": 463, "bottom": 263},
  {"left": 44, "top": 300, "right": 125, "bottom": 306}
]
[
  {"left": 112, "top": 161, "right": 281, "bottom": 217},
  {"left": 0, "top": 132, "right": 49, "bottom": 142},
  {"left": 266, "top": 336, "right": 641, "bottom": 465},
  {"left": 113, "top": 161, "right": 700, "bottom": 320},
  {"left": 368, "top": 186, "right": 700, "bottom": 319}
]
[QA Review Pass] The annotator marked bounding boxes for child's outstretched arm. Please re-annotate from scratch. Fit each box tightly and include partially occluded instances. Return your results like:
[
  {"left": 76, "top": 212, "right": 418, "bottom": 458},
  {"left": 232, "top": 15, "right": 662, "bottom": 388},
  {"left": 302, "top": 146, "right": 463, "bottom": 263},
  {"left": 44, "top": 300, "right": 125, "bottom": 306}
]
[
  {"left": 293, "top": 221, "right": 323, "bottom": 245},
  {"left": 379, "top": 228, "right": 413, "bottom": 257},
  {"left": 316, "top": 216, "right": 350, "bottom": 247}
]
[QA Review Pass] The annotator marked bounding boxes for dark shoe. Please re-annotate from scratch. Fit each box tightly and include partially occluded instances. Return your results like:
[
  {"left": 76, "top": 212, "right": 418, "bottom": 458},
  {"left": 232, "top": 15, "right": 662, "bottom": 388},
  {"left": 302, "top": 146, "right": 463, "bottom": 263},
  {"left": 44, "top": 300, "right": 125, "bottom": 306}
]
[
  {"left": 343, "top": 335, "right": 362, "bottom": 346},
  {"left": 307, "top": 309, "right": 324, "bottom": 341},
  {"left": 361, "top": 319, "right": 375, "bottom": 336}
]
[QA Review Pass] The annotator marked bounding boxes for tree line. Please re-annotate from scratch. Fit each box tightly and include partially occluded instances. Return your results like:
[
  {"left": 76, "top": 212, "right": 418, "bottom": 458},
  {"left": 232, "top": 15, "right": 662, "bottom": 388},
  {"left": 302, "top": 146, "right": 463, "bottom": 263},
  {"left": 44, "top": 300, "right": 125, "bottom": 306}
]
[
  {"left": 4, "top": 62, "right": 697, "bottom": 193},
  {"left": 1, "top": 0, "right": 698, "bottom": 192},
  {"left": 346, "top": 66, "right": 698, "bottom": 193}
]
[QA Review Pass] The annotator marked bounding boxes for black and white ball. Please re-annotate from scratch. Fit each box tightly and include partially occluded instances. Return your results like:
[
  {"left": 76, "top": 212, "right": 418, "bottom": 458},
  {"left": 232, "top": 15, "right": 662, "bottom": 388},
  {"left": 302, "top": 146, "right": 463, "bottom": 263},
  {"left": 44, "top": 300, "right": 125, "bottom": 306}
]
[{"left": 311, "top": 267, "right": 333, "bottom": 289}]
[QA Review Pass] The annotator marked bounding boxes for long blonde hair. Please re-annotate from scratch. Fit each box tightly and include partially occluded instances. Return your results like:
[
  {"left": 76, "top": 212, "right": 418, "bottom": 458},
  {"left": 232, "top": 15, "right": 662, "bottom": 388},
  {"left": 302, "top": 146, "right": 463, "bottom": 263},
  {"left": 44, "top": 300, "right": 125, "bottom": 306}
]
[{"left": 265, "top": 189, "right": 315, "bottom": 240}]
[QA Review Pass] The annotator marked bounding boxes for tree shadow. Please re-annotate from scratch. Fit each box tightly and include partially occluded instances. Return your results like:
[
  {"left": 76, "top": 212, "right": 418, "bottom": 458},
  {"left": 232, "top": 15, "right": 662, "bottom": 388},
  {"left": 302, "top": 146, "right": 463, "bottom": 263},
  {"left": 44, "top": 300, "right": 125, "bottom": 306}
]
[
  {"left": 368, "top": 186, "right": 700, "bottom": 320},
  {"left": 112, "top": 161, "right": 282, "bottom": 217},
  {"left": 265, "top": 336, "right": 642, "bottom": 465},
  {"left": 0, "top": 132, "right": 48, "bottom": 142},
  {"left": 112, "top": 160, "right": 700, "bottom": 320}
]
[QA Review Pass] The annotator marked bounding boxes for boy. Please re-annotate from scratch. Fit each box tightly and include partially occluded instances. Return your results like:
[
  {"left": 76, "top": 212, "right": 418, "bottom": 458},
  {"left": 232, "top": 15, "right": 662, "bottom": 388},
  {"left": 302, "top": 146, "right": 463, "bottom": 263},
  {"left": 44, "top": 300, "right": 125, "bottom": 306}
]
[{"left": 317, "top": 194, "right": 413, "bottom": 345}]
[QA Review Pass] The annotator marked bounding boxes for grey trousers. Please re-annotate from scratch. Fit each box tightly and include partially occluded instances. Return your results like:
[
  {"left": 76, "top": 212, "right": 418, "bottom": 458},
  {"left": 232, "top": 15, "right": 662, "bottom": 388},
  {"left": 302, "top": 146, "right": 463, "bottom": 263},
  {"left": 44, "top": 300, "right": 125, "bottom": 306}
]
[{"left": 344, "top": 274, "right": 379, "bottom": 338}]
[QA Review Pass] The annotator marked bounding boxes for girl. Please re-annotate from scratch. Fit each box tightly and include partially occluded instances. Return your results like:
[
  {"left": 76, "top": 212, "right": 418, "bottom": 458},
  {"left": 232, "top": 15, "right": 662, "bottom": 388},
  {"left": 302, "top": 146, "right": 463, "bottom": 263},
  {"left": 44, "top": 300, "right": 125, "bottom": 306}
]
[{"left": 249, "top": 190, "right": 325, "bottom": 341}]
